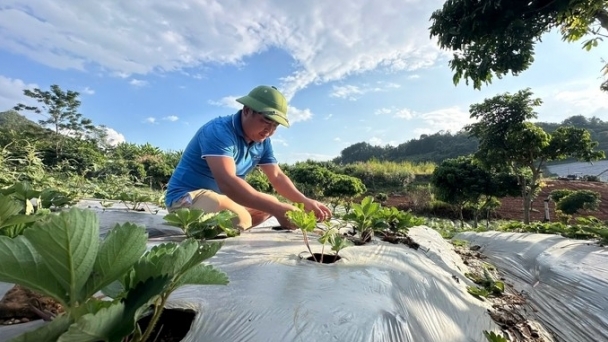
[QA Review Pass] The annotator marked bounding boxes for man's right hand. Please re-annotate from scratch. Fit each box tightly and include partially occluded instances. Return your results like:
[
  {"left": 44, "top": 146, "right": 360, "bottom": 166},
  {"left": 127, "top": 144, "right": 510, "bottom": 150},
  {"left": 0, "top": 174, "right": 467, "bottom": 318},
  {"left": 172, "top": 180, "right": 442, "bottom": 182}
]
[{"left": 273, "top": 203, "right": 299, "bottom": 230}]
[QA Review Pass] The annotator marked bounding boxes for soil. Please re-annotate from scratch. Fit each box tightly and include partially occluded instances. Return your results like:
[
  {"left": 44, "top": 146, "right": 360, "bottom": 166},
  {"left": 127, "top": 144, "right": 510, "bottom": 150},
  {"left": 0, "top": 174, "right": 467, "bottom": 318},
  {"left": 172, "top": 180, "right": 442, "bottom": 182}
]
[
  {"left": 306, "top": 252, "right": 341, "bottom": 263},
  {"left": 0, "top": 285, "right": 63, "bottom": 325},
  {"left": 136, "top": 308, "right": 195, "bottom": 342},
  {"left": 452, "top": 243, "right": 550, "bottom": 342},
  {"left": 386, "top": 179, "right": 608, "bottom": 222}
]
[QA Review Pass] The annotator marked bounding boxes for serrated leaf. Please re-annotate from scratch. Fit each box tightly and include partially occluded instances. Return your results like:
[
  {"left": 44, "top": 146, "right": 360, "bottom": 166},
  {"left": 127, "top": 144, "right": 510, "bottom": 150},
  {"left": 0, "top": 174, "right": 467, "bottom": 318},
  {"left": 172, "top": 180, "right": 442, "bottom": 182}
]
[
  {"left": 0, "top": 235, "right": 67, "bottom": 304},
  {"left": 71, "top": 298, "right": 115, "bottom": 321},
  {"left": 24, "top": 208, "right": 99, "bottom": 305},
  {"left": 110, "top": 275, "right": 171, "bottom": 341},
  {"left": 177, "top": 240, "right": 222, "bottom": 274},
  {"left": 175, "top": 264, "right": 229, "bottom": 286},
  {"left": 101, "top": 280, "right": 125, "bottom": 299},
  {"left": 82, "top": 222, "right": 148, "bottom": 298},
  {"left": 57, "top": 302, "right": 125, "bottom": 342},
  {"left": 9, "top": 313, "right": 72, "bottom": 342}
]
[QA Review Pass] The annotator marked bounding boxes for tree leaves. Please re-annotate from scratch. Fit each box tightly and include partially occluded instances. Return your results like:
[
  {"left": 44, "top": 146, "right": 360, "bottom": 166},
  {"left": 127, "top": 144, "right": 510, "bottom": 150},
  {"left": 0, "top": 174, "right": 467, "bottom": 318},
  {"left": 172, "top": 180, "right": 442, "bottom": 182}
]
[{"left": 429, "top": 0, "right": 608, "bottom": 90}]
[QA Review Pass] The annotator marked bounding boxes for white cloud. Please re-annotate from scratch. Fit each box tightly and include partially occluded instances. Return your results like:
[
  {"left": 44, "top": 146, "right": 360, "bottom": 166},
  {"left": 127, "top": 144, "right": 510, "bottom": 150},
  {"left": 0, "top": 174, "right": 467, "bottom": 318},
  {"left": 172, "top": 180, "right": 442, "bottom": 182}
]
[
  {"left": 373, "top": 106, "right": 416, "bottom": 119},
  {"left": 287, "top": 106, "right": 313, "bottom": 123},
  {"left": 330, "top": 85, "right": 364, "bottom": 100},
  {"left": 163, "top": 115, "right": 178, "bottom": 121},
  {"left": 324, "top": 114, "right": 333, "bottom": 120},
  {"left": 82, "top": 86, "right": 95, "bottom": 95},
  {"left": 130, "top": 79, "right": 148, "bottom": 87},
  {"left": 334, "top": 137, "right": 341, "bottom": 141},
  {"left": 330, "top": 82, "right": 401, "bottom": 100},
  {"left": 417, "top": 106, "right": 472, "bottom": 132},
  {"left": 369, "top": 136, "right": 399, "bottom": 146},
  {"left": 0, "top": 1, "right": 442, "bottom": 100},
  {"left": 208, "top": 96, "right": 242, "bottom": 110},
  {"left": 0, "top": 75, "right": 38, "bottom": 115},
  {"left": 271, "top": 137, "right": 288, "bottom": 146},
  {"left": 408, "top": 74, "right": 420, "bottom": 79},
  {"left": 374, "top": 107, "right": 392, "bottom": 115},
  {"left": 537, "top": 81, "right": 608, "bottom": 122},
  {"left": 103, "top": 127, "right": 126, "bottom": 146},
  {"left": 394, "top": 108, "right": 415, "bottom": 120},
  {"left": 144, "top": 117, "right": 157, "bottom": 124}
]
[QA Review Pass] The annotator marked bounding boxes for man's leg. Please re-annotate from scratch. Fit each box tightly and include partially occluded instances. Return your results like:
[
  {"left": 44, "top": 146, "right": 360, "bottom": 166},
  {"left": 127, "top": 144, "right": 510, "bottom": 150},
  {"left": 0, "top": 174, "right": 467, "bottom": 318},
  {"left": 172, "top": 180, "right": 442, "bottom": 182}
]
[{"left": 169, "top": 190, "right": 279, "bottom": 230}]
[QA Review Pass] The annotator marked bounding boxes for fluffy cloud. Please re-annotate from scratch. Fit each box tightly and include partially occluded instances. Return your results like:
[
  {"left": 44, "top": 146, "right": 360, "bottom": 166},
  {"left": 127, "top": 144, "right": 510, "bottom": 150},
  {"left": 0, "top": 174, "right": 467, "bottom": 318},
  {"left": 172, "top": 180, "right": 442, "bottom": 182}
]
[
  {"left": 103, "top": 127, "right": 126, "bottom": 146},
  {"left": 330, "top": 82, "right": 401, "bottom": 100},
  {"left": 163, "top": 115, "right": 179, "bottom": 121},
  {"left": 0, "top": 0, "right": 443, "bottom": 100},
  {"left": 0, "top": 75, "right": 38, "bottom": 114}
]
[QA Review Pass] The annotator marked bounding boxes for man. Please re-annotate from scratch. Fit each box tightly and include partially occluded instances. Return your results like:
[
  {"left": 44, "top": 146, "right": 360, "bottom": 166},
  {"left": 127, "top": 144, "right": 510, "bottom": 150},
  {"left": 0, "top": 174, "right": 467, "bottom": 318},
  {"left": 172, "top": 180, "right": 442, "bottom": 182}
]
[{"left": 165, "top": 85, "right": 332, "bottom": 231}]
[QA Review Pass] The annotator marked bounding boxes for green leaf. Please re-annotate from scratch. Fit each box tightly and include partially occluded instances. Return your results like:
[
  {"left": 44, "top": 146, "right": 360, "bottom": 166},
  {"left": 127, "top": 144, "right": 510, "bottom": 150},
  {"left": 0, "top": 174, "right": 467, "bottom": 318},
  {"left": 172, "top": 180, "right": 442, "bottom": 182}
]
[
  {"left": 82, "top": 222, "right": 148, "bottom": 298},
  {"left": 101, "top": 280, "right": 125, "bottom": 299},
  {"left": 24, "top": 208, "right": 99, "bottom": 305},
  {"left": 112, "top": 275, "right": 172, "bottom": 341},
  {"left": 9, "top": 313, "right": 72, "bottom": 342},
  {"left": 0, "top": 193, "right": 23, "bottom": 224},
  {"left": 0, "top": 235, "right": 67, "bottom": 304},
  {"left": 58, "top": 302, "right": 126, "bottom": 342},
  {"left": 176, "top": 264, "right": 229, "bottom": 286},
  {"left": 0, "top": 214, "right": 42, "bottom": 230}
]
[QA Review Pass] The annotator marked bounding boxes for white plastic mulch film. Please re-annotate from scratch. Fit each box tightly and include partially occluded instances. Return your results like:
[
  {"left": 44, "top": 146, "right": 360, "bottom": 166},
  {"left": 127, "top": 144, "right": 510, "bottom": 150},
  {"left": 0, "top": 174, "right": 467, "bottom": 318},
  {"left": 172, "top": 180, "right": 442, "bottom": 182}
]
[
  {"left": 0, "top": 203, "right": 503, "bottom": 342},
  {"left": 455, "top": 231, "right": 608, "bottom": 342}
]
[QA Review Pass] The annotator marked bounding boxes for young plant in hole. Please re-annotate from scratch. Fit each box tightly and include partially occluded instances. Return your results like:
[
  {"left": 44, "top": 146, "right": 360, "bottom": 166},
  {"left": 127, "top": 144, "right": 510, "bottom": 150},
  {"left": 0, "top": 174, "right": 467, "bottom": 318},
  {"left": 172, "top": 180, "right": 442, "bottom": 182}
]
[
  {"left": 342, "top": 196, "right": 388, "bottom": 244},
  {"left": 286, "top": 203, "right": 318, "bottom": 262}
]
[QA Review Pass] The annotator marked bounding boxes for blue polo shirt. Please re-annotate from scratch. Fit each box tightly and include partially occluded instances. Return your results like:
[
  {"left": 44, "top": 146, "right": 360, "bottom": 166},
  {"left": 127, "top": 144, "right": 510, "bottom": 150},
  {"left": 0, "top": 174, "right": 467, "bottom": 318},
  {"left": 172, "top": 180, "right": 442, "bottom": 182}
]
[{"left": 165, "top": 111, "right": 277, "bottom": 207}]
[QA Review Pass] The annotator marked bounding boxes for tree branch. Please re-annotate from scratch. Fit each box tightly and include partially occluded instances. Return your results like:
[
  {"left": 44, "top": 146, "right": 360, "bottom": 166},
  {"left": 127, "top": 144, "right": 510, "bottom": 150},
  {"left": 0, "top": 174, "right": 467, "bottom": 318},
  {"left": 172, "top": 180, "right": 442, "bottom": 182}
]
[{"left": 595, "top": 9, "right": 608, "bottom": 32}]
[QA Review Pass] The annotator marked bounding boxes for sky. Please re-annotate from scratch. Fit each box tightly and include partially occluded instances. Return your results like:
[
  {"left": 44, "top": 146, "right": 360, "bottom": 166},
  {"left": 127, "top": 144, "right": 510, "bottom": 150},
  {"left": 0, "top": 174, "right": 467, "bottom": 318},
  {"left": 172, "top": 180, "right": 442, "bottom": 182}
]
[{"left": 0, "top": 1, "right": 607, "bottom": 164}]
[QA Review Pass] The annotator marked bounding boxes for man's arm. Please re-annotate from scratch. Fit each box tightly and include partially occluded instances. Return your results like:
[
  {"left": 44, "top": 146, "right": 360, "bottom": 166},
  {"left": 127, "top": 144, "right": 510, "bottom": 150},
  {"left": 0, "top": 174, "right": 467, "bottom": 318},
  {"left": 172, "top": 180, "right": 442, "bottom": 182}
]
[{"left": 205, "top": 156, "right": 295, "bottom": 218}]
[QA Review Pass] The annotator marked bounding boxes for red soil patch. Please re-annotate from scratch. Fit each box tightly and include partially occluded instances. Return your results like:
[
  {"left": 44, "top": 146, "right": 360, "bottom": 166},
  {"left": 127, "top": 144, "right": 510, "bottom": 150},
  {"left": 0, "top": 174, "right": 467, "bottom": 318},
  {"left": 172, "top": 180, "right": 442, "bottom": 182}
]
[{"left": 386, "top": 180, "right": 608, "bottom": 222}]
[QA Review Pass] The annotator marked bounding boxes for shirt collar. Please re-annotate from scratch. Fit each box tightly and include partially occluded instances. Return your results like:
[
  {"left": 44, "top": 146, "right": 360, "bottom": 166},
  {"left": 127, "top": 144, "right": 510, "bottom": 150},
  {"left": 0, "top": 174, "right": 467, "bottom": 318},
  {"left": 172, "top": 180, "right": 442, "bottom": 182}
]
[{"left": 232, "top": 110, "right": 247, "bottom": 140}]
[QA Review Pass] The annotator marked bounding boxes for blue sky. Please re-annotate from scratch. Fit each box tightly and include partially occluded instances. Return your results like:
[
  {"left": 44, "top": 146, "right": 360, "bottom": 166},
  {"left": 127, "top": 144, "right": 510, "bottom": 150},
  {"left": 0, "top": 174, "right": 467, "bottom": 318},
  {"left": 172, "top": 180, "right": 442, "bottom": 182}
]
[{"left": 0, "top": 1, "right": 607, "bottom": 164}]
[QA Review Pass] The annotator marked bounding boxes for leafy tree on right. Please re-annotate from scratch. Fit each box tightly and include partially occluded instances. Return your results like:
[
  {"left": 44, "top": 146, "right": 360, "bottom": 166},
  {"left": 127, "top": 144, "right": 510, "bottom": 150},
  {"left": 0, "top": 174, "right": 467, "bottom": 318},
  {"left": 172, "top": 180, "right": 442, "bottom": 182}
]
[
  {"left": 429, "top": 0, "right": 608, "bottom": 91},
  {"left": 465, "top": 88, "right": 605, "bottom": 224}
]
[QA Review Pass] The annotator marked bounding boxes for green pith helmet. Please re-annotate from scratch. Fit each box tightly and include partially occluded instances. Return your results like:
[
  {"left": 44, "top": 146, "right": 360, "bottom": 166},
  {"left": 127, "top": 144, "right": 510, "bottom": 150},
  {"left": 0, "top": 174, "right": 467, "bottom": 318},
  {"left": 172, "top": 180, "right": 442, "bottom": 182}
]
[{"left": 236, "top": 85, "right": 290, "bottom": 127}]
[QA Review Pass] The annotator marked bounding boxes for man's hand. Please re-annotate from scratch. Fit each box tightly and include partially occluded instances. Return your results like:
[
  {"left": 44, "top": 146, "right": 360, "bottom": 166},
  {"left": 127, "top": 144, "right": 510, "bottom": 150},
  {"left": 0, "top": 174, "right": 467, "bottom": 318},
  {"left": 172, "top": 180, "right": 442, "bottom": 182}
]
[{"left": 302, "top": 198, "right": 332, "bottom": 222}]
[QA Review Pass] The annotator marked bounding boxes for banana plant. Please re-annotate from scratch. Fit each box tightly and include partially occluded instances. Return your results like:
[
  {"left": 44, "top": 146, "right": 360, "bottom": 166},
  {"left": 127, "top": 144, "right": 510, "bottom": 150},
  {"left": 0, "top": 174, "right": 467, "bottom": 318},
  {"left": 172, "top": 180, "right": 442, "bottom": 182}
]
[{"left": 0, "top": 207, "right": 229, "bottom": 342}]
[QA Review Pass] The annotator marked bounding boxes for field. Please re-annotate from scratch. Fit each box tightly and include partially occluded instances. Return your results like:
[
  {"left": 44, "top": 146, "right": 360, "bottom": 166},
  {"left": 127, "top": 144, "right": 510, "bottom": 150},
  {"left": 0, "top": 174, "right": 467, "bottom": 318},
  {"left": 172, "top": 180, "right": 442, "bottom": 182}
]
[
  {"left": 387, "top": 179, "right": 608, "bottom": 222},
  {"left": 494, "top": 179, "right": 608, "bottom": 221}
]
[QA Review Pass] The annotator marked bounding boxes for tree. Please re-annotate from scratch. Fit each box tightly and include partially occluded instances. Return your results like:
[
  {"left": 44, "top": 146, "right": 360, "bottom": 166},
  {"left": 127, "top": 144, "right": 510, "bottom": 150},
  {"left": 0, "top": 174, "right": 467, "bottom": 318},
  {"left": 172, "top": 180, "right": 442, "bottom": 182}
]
[
  {"left": 431, "top": 155, "right": 519, "bottom": 227},
  {"left": 466, "top": 89, "right": 605, "bottom": 223},
  {"left": 14, "top": 85, "right": 99, "bottom": 156},
  {"left": 429, "top": 0, "right": 608, "bottom": 91}
]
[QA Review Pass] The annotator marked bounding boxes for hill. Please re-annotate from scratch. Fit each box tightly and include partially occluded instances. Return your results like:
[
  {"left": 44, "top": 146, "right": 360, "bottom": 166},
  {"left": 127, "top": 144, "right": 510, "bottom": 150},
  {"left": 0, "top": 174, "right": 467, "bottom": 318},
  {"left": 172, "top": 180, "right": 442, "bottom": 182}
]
[{"left": 333, "top": 115, "right": 608, "bottom": 166}]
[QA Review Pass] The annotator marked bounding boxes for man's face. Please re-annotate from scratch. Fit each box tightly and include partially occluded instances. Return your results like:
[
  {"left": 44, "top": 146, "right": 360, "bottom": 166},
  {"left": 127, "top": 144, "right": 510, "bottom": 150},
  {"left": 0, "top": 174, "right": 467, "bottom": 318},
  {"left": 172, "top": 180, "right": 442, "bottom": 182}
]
[{"left": 242, "top": 107, "right": 279, "bottom": 143}]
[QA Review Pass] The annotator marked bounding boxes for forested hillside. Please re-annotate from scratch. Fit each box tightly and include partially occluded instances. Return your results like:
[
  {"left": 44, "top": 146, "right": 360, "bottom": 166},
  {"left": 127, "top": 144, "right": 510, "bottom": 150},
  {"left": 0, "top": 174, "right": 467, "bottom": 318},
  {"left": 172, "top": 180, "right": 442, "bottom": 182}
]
[{"left": 333, "top": 115, "right": 608, "bottom": 165}]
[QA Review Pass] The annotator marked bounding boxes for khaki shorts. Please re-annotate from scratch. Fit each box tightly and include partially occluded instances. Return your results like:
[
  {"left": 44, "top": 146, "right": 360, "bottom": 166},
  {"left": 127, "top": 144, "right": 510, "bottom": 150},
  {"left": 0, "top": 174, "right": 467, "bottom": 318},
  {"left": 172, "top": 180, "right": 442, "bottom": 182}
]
[{"left": 168, "top": 189, "right": 252, "bottom": 230}]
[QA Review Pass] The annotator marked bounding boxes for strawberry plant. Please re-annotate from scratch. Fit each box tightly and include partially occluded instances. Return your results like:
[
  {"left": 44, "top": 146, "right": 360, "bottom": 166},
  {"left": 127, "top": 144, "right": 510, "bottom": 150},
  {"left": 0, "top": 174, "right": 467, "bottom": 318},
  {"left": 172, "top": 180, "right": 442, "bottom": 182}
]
[
  {"left": 0, "top": 207, "right": 229, "bottom": 342},
  {"left": 342, "top": 196, "right": 388, "bottom": 244},
  {"left": 286, "top": 203, "right": 319, "bottom": 262},
  {"left": 484, "top": 330, "right": 509, "bottom": 341},
  {"left": 163, "top": 208, "right": 239, "bottom": 239}
]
